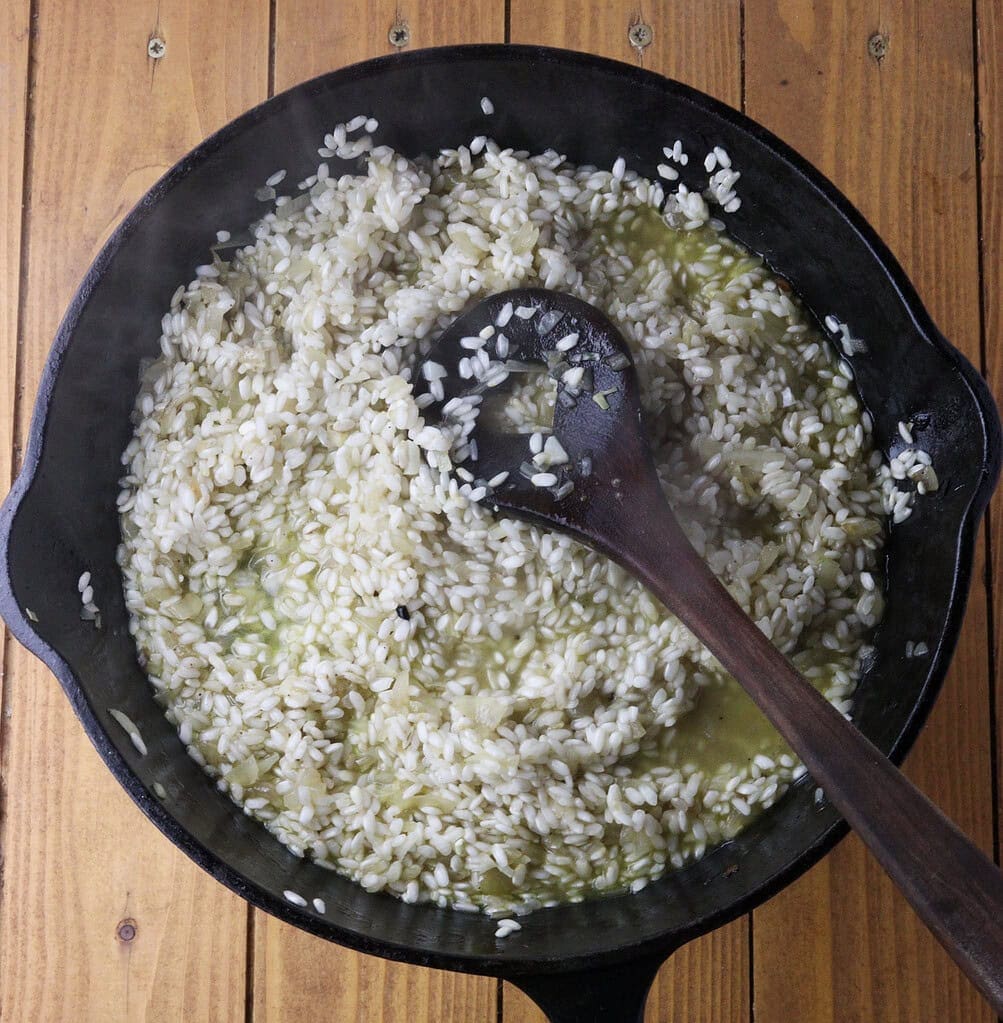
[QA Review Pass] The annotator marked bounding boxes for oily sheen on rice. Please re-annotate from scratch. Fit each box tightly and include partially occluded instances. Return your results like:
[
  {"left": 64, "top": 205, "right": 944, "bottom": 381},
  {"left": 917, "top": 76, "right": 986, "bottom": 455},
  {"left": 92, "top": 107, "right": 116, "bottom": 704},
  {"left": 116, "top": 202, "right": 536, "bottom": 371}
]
[{"left": 118, "top": 125, "right": 893, "bottom": 916}]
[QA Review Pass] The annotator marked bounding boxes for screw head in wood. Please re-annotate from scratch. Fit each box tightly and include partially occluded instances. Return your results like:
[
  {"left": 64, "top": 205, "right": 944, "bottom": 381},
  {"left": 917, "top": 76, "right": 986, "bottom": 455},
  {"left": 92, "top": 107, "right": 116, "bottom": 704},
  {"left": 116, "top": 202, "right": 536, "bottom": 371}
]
[
  {"left": 628, "top": 22, "right": 653, "bottom": 50},
  {"left": 867, "top": 32, "right": 888, "bottom": 62}
]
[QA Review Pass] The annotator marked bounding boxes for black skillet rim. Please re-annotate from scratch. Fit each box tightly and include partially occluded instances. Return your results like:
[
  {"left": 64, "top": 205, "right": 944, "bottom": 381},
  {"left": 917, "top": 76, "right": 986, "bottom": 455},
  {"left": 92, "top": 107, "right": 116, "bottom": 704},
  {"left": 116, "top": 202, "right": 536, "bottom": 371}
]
[{"left": 0, "top": 44, "right": 999, "bottom": 979}]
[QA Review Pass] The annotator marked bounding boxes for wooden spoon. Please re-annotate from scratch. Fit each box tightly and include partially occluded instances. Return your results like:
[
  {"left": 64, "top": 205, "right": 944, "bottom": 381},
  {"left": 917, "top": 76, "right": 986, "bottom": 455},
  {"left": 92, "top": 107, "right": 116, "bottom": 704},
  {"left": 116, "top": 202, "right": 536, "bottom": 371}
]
[{"left": 416, "top": 287, "right": 1003, "bottom": 1014}]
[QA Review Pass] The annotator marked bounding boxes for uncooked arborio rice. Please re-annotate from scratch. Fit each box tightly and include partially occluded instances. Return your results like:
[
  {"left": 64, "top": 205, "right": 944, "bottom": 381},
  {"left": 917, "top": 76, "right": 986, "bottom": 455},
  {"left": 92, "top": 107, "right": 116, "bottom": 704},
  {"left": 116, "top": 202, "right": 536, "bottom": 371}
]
[{"left": 117, "top": 119, "right": 917, "bottom": 916}]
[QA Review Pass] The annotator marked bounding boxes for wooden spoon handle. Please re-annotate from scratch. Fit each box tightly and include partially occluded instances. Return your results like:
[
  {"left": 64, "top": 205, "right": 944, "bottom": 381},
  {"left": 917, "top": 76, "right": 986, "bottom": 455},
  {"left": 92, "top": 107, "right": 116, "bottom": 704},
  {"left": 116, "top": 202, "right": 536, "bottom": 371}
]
[{"left": 611, "top": 493, "right": 1003, "bottom": 1014}]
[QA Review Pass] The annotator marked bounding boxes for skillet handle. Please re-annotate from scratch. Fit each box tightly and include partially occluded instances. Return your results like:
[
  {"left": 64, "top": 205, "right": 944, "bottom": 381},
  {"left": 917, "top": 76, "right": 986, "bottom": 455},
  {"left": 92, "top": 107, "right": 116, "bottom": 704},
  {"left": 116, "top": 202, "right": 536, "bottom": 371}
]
[{"left": 508, "top": 952, "right": 666, "bottom": 1023}]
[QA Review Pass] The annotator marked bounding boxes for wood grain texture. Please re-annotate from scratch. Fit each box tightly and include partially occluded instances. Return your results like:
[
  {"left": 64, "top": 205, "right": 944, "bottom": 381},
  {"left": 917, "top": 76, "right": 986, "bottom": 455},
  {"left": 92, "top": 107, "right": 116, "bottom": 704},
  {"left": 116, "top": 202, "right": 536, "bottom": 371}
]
[
  {"left": 0, "top": 0, "right": 30, "bottom": 790},
  {"left": 980, "top": 0, "right": 1003, "bottom": 869},
  {"left": 746, "top": 2, "right": 995, "bottom": 1020},
  {"left": 254, "top": 925, "right": 496, "bottom": 1022},
  {"left": 509, "top": 0, "right": 741, "bottom": 104},
  {"left": 249, "top": 4, "right": 505, "bottom": 1021},
  {"left": 0, "top": 0, "right": 27, "bottom": 490},
  {"left": 504, "top": 3, "right": 748, "bottom": 1021},
  {"left": 274, "top": 0, "right": 504, "bottom": 87},
  {"left": 0, "top": 1, "right": 268, "bottom": 1020}
]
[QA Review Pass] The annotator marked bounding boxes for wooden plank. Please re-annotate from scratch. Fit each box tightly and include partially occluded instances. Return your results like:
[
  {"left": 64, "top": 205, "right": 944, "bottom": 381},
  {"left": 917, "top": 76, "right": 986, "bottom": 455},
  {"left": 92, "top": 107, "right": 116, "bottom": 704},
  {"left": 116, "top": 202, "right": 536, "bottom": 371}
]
[
  {"left": 505, "top": 4, "right": 748, "bottom": 1021},
  {"left": 0, "top": 0, "right": 27, "bottom": 490},
  {"left": 0, "top": 1, "right": 269, "bottom": 1020},
  {"left": 979, "top": 0, "right": 1003, "bottom": 869},
  {"left": 254, "top": 930, "right": 497, "bottom": 1022},
  {"left": 273, "top": 0, "right": 504, "bottom": 86},
  {"left": 746, "top": 2, "right": 994, "bottom": 1020},
  {"left": 253, "top": 8, "right": 505, "bottom": 1023},
  {"left": 510, "top": 0, "right": 741, "bottom": 104},
  {"left": 0, "top": 0, "right": 29, "bottom": 900}
]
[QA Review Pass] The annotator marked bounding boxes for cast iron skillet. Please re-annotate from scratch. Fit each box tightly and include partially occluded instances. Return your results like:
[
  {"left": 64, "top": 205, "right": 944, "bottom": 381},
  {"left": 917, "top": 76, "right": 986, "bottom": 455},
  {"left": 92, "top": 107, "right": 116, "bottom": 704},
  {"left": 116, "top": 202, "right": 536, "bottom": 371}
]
[{"left": 0, "top": 45, "right": 998, "bottom": 1022}]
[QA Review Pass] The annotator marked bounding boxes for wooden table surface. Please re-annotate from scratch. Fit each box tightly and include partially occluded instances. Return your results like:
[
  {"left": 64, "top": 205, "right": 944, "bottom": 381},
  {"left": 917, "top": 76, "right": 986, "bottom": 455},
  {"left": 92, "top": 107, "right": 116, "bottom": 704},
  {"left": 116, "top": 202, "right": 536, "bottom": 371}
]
[{"left": 0, "top": 1, "right": 1000, "bottom": 1020}]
